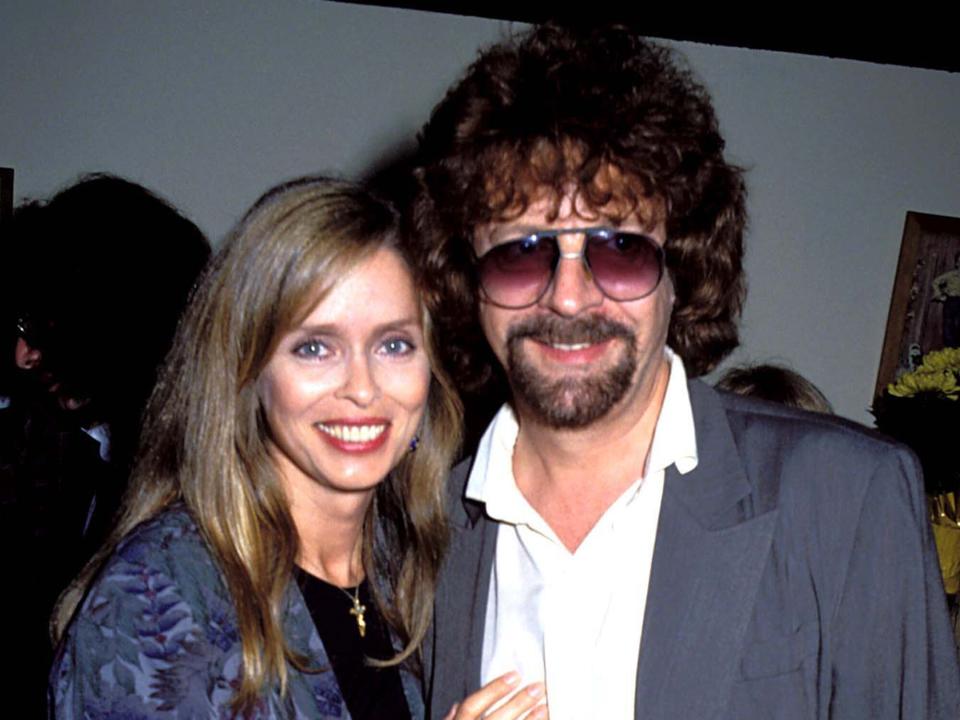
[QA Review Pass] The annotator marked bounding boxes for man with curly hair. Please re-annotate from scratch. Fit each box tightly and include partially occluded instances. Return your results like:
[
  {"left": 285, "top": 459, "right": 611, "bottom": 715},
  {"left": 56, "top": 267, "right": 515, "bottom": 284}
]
[{"left": 414, "top": 23, "right": 959, "bottom": 720}]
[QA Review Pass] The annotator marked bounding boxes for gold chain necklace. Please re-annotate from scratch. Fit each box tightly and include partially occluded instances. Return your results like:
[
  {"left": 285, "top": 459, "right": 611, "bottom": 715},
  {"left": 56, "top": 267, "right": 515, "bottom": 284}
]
[{"left": 298, "top": 554, "right": 367, "bottom": 638}]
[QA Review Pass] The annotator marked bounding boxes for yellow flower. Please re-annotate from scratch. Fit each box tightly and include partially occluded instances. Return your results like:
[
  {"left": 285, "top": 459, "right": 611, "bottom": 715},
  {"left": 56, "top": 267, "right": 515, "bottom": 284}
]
[
  {"left": 918, "top": 347, "right": 960, "bottom": 373},
  {"left": 888, "top": 368, "right": 960, "bottom": 399}
]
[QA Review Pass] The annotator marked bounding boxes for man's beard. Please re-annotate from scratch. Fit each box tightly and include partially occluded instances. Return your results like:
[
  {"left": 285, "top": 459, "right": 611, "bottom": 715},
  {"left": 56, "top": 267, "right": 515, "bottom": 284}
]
[{"left": 505, "top": 315, "right": 637, "bottom": 429}]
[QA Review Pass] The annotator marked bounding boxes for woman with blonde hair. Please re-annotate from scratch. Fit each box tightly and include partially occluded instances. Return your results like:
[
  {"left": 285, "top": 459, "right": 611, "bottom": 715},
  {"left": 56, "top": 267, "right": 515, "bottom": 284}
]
[{"left": 49, "top": 176, "right": 462, "bottom": 718}]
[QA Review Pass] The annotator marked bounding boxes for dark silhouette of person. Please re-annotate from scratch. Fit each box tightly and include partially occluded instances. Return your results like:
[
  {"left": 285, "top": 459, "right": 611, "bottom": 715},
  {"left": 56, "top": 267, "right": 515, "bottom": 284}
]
[{"left": 0, "top": 173, "right": 210, "bottom": 718}]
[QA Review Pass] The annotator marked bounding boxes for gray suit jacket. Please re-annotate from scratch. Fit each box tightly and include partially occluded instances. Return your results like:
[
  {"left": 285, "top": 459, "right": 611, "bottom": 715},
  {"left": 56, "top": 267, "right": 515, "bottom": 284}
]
[{"left": 424, "top": 380, "right": 960, "bottom": 719}]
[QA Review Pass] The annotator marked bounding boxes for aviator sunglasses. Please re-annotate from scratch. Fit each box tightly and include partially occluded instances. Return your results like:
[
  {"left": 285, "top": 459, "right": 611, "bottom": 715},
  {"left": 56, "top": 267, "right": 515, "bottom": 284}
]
[{"left": 473, "top": 226, "right": 665, "bottom": 309}]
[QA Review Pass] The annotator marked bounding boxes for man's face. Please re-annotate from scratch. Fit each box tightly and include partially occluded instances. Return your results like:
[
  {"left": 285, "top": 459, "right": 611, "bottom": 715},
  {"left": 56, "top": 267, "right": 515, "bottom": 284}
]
[{"left": 473, "top": 195, "right": 674, "bottom": 429}]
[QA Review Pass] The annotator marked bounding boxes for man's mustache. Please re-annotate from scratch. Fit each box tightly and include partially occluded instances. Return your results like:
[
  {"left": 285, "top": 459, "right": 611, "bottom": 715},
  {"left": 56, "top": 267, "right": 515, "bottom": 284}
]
[{"left": 507, "top": 315, "right": 634, "bottom": 347}]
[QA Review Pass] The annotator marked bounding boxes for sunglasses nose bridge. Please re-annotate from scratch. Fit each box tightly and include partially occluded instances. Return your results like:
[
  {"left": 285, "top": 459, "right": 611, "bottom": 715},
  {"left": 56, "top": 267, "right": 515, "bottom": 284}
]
[
  {"left": 541, "top": 236, "right": 603, "bottom": 315},
  {"left": 555, "top": 231, "right": 592, "bottom": 275},
  {"left": 555, "top": 228, "right": 588, "bottom": 255},
  {"left": 556, "top": 246, "right": 594, "bottom": 285},
  {"left": 556, "top": 228, "right": 601, "bottom": 279}
]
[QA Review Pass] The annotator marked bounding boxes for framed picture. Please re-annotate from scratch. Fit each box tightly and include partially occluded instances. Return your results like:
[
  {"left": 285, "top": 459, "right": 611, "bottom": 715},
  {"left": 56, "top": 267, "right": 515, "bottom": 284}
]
[
  {"left": 875, "top": 211, "right": 960, "bottom": 397},
  {"left": 0, "top": 167, "right": 12, "bottom": 224}
]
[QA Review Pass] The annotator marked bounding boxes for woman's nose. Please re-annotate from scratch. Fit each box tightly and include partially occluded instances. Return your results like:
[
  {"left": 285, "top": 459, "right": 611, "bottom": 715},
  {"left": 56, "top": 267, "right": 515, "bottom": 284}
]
[{"left": 335, "top": 354, "right": 381, "bottom": 406}]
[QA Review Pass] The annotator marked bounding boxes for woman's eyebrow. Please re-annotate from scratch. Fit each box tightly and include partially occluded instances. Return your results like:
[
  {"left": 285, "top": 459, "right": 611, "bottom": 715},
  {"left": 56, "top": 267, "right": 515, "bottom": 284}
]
[
  {"left": 372, "top": 318, "right": 422, "bottom": 337},
  {"left": 292, "top": 317, "right": 420, "bottom": 336}
]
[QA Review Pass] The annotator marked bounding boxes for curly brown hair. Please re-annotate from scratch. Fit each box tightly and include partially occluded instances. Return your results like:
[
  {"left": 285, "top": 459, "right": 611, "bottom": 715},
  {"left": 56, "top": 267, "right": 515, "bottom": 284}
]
[{"left": 413, "top": 23, "right": 747, "bottom": 388}]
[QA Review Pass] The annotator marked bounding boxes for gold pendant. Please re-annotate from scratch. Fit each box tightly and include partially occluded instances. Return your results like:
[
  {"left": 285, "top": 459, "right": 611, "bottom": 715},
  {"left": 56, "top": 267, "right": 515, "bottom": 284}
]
[{"left": 349, "top": 596, "right": 367, "bottom": 637}]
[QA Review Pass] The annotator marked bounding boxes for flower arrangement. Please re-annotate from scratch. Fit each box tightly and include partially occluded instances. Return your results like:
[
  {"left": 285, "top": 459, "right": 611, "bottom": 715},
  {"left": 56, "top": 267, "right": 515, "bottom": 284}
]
[
  {"left": 873, "top": 347, "right": 960, "bottom": 497},
  {"left": 887, "top": 347, "right": 960, "bottom": 400},
  {"left": 873, "top": 346, "right": 960, "bottom": 598}
]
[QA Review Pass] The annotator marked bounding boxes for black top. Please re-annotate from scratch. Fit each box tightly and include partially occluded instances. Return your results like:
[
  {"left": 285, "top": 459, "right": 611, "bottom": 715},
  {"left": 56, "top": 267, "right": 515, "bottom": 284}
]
[{"left": 295, "top": 568, "right": 411, "bottom": 720}]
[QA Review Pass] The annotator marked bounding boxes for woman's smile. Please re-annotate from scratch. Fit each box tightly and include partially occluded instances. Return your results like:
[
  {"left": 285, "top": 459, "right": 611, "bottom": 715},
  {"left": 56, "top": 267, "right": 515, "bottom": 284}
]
[{"left": 315, "top": 418, "right": 390, "bottom": 451}]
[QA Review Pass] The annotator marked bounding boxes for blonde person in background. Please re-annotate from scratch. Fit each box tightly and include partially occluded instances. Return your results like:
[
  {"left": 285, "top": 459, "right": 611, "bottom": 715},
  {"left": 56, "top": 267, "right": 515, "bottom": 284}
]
[{"left": 715, "top": 363, "right": 834, "bottom": 414}]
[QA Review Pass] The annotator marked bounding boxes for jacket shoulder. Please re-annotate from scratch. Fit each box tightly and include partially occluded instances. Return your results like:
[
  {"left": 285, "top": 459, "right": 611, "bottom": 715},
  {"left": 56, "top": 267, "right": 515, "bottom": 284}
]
[
  {"left": 104, "top": 505, "right": 225, "bottom": 605},
  {"left": 714, "top": 386, "right": 915, "bottom": 473},
  {"left": 717, "top": 384, "right": 887, "bottom": 439},
  {"left": 698, "top": 389, "right": 922, "bottom": 521},
  {"left": 51, "top": 506, "right": 242, "bottom": 717}
]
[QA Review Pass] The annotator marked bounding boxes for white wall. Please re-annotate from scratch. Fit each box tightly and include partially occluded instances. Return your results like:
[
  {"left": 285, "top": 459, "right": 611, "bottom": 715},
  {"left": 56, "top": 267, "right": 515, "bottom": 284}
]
[
  {"left": 3, "top": 1, "right": 959, "bottom": 423},
  {"left": 1, "top": 1, "right": 503, "bottom": 233},
  {"left": 684, "top": 44, "right": 960, "bottom": 421}
]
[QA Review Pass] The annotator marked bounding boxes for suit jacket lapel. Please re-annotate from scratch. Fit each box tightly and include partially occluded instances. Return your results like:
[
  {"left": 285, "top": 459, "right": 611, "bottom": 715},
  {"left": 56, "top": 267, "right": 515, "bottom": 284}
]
[
  {"left": 635, "top": 381, "right": 778, "bottom": 719},
  {"left": 427, "top": 460, "right": 498, "bottom": 718}
]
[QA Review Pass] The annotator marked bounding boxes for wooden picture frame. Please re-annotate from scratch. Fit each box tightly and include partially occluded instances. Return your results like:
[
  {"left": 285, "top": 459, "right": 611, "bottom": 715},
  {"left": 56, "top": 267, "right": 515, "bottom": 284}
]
[
  {"left": 0, "top": 167, "right": 12, "bottom": 224},
  {"left": 875, "top": 211, "right": 960, "bottom": 398}
]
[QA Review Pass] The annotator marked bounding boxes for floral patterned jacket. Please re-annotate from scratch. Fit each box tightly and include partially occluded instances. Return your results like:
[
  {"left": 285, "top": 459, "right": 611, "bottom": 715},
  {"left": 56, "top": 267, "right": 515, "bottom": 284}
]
[{"left": 49, "top": 505, "right": 424, "bottom": 718}]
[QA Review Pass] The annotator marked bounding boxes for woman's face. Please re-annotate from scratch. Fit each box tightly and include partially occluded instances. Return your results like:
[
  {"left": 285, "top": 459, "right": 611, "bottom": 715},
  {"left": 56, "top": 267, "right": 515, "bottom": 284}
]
[{"left": 258, "top": 247, "right": 431, "bottom": 500}]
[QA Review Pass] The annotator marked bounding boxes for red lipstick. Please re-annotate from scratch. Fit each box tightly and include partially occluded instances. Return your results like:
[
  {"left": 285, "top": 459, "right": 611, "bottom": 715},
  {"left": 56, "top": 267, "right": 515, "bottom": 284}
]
[{"left": 315, "top": 418, "right": 391, "bottom": 453}]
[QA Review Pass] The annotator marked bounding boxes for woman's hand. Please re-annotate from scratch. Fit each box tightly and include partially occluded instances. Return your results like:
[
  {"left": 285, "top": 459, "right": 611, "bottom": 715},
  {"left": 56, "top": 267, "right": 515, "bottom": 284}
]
[{"left": 442, "top": 672, "right": 547, "bottom": 720}]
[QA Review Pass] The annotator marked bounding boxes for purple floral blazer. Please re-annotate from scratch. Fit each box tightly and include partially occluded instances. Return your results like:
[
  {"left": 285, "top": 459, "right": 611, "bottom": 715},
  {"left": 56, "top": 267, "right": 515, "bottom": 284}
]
[{"left": 49, "top": 506, "right": 423, "bottom": 718}]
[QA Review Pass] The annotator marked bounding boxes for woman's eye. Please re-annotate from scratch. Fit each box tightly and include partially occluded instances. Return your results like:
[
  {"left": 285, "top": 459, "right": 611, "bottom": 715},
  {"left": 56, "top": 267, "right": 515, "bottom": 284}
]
[
  {"left": 380, "top": 337, "right": 414, "bottom": 356},
  {"left": 293, "top": 340, "right": 330, "bottom": 359}
]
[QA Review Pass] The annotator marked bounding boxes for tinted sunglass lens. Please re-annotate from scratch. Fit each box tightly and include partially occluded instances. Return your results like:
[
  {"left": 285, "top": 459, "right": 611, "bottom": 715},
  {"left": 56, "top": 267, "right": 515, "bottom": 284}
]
[
  {"left": 587, "top": 233, "right": 663, "bottom": 300},
  {"left": 478, "top": 238, "right": 556, "bottom": 307}
]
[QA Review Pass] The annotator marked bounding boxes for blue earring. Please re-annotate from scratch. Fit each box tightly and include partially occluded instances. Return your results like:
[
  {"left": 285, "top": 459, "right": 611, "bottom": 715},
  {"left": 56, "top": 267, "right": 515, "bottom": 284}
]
[{"left": 409, "top": 435, "right": 420, "bottom": 452}]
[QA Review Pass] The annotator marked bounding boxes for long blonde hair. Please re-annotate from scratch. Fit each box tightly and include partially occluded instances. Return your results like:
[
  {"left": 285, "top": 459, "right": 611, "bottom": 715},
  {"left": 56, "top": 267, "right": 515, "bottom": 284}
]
[{"left": 52, "top": 176, "right": 462, "bottom": 712}]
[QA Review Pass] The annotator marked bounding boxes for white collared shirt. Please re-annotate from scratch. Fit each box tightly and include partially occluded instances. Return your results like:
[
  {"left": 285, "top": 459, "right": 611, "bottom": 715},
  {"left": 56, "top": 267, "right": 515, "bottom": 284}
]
[{"left": 465, "top": 350, "right": 698, "bottom": 720}]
